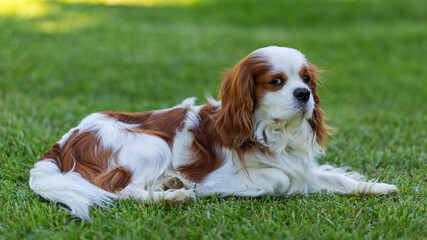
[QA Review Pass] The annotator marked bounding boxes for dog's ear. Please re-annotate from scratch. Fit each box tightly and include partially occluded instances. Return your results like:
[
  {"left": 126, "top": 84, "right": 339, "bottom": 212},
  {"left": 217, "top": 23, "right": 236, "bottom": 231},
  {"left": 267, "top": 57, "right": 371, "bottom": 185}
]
[
  {"left": 213, "top": 55, "right": 265, "bottom": 149},
  {"left": 306, "top": 64, "right": 331, "bottom": 147}
]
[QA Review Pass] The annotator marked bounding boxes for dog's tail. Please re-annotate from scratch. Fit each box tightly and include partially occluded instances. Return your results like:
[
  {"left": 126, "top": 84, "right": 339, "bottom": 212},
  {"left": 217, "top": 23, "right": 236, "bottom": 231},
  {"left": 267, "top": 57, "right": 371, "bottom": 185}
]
[{"left": 29, "top": 158, "right": 117, "bottom": 220}]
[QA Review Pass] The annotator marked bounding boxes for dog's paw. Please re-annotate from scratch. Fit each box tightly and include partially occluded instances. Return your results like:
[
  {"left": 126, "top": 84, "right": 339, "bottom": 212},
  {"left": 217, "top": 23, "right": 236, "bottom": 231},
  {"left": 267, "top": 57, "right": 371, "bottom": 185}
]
[
  {"left": 162, "top": 177, "right": 184, "bottom": 190},
  {"left": 370, "top": 183, "right": 399, "bottom": 194},
  {"left": 163, "top": 189, "right": 195, "bottom": 206},
  {"left": 357, "top": 183, "right": 398, "bottom": 195}
]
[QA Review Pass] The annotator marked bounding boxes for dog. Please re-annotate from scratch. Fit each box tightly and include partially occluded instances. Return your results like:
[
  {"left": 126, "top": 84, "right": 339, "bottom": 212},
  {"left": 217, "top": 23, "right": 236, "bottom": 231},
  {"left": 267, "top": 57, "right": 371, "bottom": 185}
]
[{"left": 30, "top": 46, "right": 398, "bottom": 219}]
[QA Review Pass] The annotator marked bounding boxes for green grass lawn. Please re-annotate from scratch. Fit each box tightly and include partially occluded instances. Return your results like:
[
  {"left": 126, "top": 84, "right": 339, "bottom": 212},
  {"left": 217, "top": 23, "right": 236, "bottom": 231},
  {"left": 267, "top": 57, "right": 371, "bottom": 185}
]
[{"left": 0, "top": 0, "right": 426, "bottom": 239}]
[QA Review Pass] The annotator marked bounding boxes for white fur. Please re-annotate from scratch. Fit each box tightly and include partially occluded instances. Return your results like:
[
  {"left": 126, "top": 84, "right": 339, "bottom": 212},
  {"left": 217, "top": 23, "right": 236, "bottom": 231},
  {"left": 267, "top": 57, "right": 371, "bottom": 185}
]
[
  {"left": 29, "top": 160, "right": 116, "bottom": 220},
  {"left": 29, "top": 46, "right": 398, "bottom": 219}
]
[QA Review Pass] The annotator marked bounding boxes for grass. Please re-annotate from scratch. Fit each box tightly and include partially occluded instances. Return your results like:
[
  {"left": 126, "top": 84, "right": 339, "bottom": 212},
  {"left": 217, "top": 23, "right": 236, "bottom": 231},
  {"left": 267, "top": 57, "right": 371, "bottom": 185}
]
[{"left": 0, "top": 0, "right": 426, "bottom": 239}]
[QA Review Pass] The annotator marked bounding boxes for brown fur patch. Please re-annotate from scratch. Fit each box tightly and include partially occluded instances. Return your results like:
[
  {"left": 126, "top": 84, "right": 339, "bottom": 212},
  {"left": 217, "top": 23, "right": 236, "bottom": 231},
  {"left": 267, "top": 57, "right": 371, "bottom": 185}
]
[
  {"left": 177, "top": 104, "right": 225, "bottom": 182},
  {"left": 40, "top": 143, "right": 62, "bottom": 168},
  {"left": 39, "top": 130, "right": 132, "bottom": 193},
  {"left": 212, "top": 54, "right": 270, "bottom": 150},
  {"left": 212, "top": 54, "right": 270, "bottom": 153},
  {"left": 93, "top": 167, "right": 132, "bottom": 192},
  {"left": 102, "top": 107, "right": 187, "bottom": 144}
]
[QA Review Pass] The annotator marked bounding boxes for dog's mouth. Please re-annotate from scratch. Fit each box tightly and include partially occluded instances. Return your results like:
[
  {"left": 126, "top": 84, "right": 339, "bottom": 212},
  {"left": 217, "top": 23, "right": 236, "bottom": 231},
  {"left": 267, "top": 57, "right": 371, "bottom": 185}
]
[{"left": 272, "top": 107, "right": 311, "bottom": 124}]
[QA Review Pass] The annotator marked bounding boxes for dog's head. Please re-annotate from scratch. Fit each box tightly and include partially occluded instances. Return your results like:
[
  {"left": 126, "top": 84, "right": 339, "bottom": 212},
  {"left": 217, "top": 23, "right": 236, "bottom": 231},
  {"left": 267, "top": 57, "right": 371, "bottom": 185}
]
[{"left": 214, "top": 46, "right": 329, "bottom": 149}]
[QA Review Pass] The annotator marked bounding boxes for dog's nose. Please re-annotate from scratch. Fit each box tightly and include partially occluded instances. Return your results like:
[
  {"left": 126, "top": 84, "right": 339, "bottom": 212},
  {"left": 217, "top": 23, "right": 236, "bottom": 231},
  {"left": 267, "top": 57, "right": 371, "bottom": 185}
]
[{"left": 293, "top": 88, "right": 310, "bottom": 103}]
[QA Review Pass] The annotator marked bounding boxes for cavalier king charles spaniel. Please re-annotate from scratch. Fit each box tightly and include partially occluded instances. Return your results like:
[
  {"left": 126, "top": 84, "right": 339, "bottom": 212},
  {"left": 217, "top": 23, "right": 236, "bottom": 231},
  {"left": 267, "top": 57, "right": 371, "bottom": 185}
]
[{"left": 30, "top": 46, "right": 398, "bottom": 219}]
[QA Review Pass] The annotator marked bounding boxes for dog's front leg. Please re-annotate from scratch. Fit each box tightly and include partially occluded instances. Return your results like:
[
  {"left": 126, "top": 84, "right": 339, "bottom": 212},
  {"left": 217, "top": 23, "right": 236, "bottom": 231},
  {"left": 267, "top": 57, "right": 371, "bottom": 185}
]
[
  {"left": 310, "top": 167, "right": 398, "bottom": 194},
  {"left": 198, "top": 168, "right": 290, "bottom": 196}
]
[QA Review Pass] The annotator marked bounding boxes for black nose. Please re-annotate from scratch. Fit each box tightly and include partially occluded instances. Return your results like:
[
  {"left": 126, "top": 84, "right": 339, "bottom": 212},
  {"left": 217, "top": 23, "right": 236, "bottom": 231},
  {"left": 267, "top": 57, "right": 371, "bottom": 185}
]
[{"left": 293, "top": 88, "right": 310, "bottom": 103}]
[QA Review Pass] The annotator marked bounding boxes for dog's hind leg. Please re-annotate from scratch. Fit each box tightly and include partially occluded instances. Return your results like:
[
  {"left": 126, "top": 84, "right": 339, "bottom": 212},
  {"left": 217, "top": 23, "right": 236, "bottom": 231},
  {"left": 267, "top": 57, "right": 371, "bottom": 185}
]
[{"left": 118, "top": 182, "right": 195, "bottom": 203}]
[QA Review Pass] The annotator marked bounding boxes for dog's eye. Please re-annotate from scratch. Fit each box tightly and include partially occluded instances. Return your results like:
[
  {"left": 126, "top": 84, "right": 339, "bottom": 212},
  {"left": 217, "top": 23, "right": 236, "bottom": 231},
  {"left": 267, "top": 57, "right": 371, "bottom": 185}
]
[
  {"left": 269, "top": 77, "right": 283, "bottom": 86},
  {"left": 303, "top": 75, "right": 310, "bottom": 83}
]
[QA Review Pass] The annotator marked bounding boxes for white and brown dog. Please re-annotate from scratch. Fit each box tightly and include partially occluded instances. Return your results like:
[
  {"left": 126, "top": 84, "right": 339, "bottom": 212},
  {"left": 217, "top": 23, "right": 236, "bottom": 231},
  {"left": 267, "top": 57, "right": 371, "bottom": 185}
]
[{"left": 30, "top": 46, "right": 398, "bottom": 219}]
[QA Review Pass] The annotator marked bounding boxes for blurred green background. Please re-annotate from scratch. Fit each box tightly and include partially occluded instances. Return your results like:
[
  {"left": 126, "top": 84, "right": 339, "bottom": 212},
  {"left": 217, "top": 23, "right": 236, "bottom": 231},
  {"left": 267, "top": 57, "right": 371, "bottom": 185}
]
[{"left": 0, "top": 0, "right": 426, "bottom": 239}]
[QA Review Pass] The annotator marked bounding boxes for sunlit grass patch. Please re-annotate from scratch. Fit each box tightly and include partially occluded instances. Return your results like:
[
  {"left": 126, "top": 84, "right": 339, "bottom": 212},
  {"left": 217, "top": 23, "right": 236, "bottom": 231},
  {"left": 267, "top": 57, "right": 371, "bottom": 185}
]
[
  {"left": 0, "top": 0, "right": 201, "bottom": 19},
  {"left": 61, "top": 0, "right": 201, "bottom": 7},
  {"left": 0, "top": 0, "right": 201, "bottom": 32},
  {"left": 0, "top": 0, "right": 55, "bottom": 19}
]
